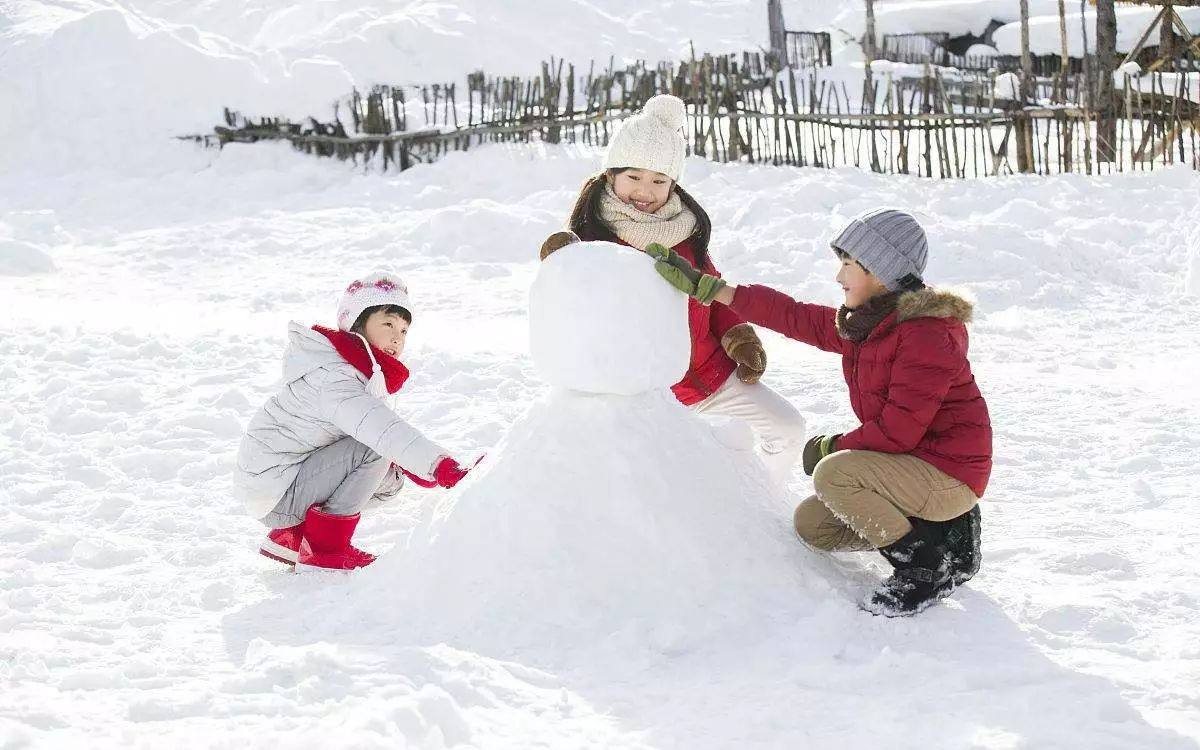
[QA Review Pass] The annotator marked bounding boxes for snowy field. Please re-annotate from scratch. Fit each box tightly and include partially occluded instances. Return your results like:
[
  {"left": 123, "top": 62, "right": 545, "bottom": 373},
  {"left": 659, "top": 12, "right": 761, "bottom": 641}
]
[
  {"left": 2, "top": 140, "right": 1199, "bottom": 749},
  {"left": 4, "top": 0, "right": 1200, "bottom": 747}
]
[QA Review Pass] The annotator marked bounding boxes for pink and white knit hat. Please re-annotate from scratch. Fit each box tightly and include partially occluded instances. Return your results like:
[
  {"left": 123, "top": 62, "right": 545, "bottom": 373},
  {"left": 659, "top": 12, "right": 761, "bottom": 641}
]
[{"left": 336, "top": 270, "right": 412, "bottom": 332}]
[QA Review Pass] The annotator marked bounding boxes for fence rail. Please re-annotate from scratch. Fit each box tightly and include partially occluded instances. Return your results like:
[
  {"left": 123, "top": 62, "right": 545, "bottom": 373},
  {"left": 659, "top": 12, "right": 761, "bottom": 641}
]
[{"left": 191, "top": 50, "right": 1200, "bottom": 179}]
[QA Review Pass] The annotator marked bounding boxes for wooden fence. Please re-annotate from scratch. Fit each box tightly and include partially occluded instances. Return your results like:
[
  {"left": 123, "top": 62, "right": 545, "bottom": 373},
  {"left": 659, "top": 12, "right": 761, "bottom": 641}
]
[
  {"left": 193, "top": 51, "right": 1200, "bottom": 179},
  {"left": 784, "top": 31, "right": 832, "bottom": 68}
]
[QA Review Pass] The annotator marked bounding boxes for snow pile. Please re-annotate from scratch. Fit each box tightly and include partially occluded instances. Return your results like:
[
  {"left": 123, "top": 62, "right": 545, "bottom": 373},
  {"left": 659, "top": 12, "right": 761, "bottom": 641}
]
[
  {"left": 0, "top": 240, "right": 55, "bottom": 276},
  {"left": 993, "top": 6, "right": 1200, "bottom": 57},
  {"left": 322, "top": 240, "right": 817, "bottom": 659},
  {"left": 0, "top": 3, "right": 355, "bottom": 175},
  {"left": 832, "top": 0, "right": 1062, "bottom": 39},
  {"left": 993, "top": 71, "right": 1022, "bottom": 100}
]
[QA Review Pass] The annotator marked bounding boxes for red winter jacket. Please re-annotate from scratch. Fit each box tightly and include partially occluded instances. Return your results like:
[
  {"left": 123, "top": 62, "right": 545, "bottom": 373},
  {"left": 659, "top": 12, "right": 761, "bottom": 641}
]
[
  {"left": 632, "top": 237, "right": 740, "bottom": 405},
  {"left": 731, "top": 284, "right": 992, "bottom": 496}
]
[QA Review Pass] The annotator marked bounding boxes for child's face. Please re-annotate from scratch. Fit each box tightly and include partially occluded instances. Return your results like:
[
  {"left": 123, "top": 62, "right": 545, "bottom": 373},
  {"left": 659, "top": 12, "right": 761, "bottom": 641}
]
[
  {"left": 836, "top": 258, "right": 890, "bottom": 309},
  {"left": 361, "top": 310, "right": 409, "bottom": 359},
  {"left": 609, "top": 168, "right": 673, "bottom": 214}
]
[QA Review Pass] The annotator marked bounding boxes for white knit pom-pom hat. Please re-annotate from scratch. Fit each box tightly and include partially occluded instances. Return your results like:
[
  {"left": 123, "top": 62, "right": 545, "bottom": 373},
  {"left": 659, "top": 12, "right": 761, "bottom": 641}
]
[
  {"left": 336, "top": 270, "right": 412, "bottom": 332},
  {"left": 602, "top": 94, "right": 688, "bottom": 182}
]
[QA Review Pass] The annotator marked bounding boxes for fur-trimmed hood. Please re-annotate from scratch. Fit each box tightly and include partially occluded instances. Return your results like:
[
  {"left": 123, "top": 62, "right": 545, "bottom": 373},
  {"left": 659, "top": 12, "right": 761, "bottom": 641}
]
[{"left": 896, "top": 287, "right": 974, "bottom": 324}]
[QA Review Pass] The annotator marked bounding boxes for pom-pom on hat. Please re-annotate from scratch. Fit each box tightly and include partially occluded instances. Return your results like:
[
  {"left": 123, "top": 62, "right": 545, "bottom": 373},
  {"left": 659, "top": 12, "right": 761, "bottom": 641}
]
[
  {"left": 603, "top": 94, "right": 688, "bottom": 182},
  {"left": 336, "top": 270, "right": 412, "bottom": 332}
]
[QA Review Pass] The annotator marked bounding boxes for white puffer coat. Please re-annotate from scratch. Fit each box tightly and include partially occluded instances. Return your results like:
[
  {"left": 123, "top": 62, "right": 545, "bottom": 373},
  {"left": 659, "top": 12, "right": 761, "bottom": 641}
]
[{"left": 234, "top": 322, "right": 446, "bottom": 519}]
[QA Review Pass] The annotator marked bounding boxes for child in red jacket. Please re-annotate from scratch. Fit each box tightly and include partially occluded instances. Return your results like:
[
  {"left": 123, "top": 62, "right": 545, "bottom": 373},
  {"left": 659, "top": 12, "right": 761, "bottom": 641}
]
[
  {"left": 649, "top": 208, "right": 992, "bottom": 617},
  {"left": 567, "top": 94, "right": 806, "bottom": 486}
]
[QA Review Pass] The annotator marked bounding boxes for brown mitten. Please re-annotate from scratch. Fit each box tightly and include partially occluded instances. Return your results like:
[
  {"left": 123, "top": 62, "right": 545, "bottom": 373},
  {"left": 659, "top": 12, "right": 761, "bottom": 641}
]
[
  {"left": 540, "top": 230, "right": 581, "bottom": 260},
  {"left": 721, "top": 323, "right": 766, "bottom": 384}
]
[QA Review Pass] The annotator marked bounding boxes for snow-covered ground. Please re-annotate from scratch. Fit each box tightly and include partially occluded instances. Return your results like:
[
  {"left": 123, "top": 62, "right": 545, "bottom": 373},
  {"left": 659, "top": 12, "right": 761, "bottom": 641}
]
[
  {"left": 5, "top": 0, "right": 1200, "bottom": 747},
  {"left": 2, "top": 140, "right": 1199, "bottom": 749}
]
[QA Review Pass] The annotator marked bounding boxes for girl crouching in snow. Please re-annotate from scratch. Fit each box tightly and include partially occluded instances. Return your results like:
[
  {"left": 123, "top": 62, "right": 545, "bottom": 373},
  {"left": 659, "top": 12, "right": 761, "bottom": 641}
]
[
  {"left": 650, "top": 208, "right": 991, "bottom": 617},
  {"left": 234, "top": 271, "right": 477, "bottom": 572},
  {"left": 567, "top": 94, "right": 806, "bottom": 486}
]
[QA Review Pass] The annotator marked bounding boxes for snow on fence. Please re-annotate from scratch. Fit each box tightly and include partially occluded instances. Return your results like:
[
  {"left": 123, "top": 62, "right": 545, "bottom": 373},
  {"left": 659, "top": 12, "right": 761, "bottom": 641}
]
[{"left": 189, "top": 51, "right": 1200, "bottom": 179}]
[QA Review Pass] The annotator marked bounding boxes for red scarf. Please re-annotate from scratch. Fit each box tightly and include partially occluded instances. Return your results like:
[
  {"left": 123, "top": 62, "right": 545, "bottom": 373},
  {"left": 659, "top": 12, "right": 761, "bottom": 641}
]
[{"left": 312, "top": 325, "right": 410, "bottom": 395}]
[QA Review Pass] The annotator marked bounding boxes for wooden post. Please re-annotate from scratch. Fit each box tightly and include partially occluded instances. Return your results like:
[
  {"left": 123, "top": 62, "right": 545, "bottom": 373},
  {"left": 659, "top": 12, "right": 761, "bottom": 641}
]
[
  {"left": 1096, "top": 0, "right": 1118, "bottom": 160},
  {"left": 1057, "top": 0, "right": 1070, "bottom": 102},
  {"left": 1019, "top": 0, "right": 1033, "bottom": 101},
  {"left": 1162, "top": 1, "right": 1177, "bottom": 66},
  {"left": 768, "top": 0, "right": 787, "bottom": 63}
]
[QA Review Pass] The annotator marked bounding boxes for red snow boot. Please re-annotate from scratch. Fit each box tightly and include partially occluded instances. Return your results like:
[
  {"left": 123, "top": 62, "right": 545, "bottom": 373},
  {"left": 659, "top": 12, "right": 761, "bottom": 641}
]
[
  {"left": 295, "top": 505, "right": 376, "bottom": 572},
  {"left": 259, "top": 522, "right": 304, "bottom": 566}
]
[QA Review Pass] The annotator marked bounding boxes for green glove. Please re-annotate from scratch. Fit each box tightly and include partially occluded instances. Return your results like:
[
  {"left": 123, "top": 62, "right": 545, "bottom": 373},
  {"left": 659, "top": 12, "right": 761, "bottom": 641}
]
[
  {"left": 802, "top": 434, "right": 841, "bottom": 476},
  {"left": 645, "top": 243, "right": 727, "bottom": 305}
]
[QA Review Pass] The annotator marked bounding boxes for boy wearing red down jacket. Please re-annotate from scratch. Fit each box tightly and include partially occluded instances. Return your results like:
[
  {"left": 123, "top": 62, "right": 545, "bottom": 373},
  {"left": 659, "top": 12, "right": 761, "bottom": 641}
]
[{"left": 648, "top": 208, "right": 992, "bottom": 617}]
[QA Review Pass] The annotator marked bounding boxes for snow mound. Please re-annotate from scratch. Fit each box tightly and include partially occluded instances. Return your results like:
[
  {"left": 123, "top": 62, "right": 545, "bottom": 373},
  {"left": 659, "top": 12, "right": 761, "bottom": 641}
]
[
  {"left": 0, "top": 240, "right": 55, "bottom": 275},
  {"left": 372, "top": 387, "right": 817, "bottom": 659},
  {"left": 832, "top": 0, "right": 1062, "bottom": 39},
  {"left": 530, "top": 241, "right": 691, "bottom": 395},
  {"left": 994, "top": 7, "right": 1200, "bottom": 57},
  {"left": 0, "top": 4, "right": 353, "bottom": 175}
]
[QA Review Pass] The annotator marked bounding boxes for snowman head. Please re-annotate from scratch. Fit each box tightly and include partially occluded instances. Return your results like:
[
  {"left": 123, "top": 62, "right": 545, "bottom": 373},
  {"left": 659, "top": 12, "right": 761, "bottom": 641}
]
[{"left": 530, "top": 234, "right": 691, "bottom": 395}]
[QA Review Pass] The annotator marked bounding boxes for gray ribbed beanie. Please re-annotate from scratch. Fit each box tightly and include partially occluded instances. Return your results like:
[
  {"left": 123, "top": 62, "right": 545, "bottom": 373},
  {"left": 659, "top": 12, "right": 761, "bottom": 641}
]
[{"left": 830, "top": 208, "right": 928, "bottom": 291}]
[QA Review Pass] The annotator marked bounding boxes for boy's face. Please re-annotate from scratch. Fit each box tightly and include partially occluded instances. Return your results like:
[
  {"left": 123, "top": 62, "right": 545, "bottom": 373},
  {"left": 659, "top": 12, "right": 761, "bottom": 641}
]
[
  {"left": 609, "top": 168, "right": 673, "bottom": 214},
  {"left": 836, "top": 257, "right": 890, "bottom": 309},
  {"left": 361, "top": 310, "right": 409, "bottom": 359}
]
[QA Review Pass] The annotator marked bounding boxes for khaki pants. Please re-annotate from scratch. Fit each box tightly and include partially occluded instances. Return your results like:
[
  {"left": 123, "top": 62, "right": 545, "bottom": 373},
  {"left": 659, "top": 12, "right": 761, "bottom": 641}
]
[{"left": 794, "top": 450, "right": 978, "bottom": 550}]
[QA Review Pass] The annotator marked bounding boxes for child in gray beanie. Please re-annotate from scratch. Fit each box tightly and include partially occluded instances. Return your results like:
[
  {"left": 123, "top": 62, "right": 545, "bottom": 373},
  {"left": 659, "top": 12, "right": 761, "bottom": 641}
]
[{"left": 648, "top": 207, "right": 992, "bottom": 617}]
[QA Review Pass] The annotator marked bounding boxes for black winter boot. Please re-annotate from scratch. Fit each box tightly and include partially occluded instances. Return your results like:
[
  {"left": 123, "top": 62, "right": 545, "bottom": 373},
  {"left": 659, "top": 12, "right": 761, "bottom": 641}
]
[
  {"left": 942, "top": 505, "right": 981, "bottom": 586},
  {"left": 862, "top": 519, "right": 954, "bottom": 617}
]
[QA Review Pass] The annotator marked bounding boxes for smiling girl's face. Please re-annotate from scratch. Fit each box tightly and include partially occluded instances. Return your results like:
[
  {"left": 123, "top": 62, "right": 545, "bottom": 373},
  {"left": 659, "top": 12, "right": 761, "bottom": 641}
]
[{"left": 608, "top": 168, "right": 673, "bottom": 214}]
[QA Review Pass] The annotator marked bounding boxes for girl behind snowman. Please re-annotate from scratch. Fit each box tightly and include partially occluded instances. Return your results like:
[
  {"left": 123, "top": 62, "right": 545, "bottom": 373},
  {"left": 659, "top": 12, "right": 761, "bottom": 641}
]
[{"left": 567, "top": 94, "right": 806, "bottom": 486}]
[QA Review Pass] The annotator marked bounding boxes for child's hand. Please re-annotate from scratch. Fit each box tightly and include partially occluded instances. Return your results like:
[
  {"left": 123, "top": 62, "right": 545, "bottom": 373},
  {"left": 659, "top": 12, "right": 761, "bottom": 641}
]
[
  {"left": 432, "top": 455, "right": 484, "bottom": 488},
  {"left": 646, "top": 243, "right": 727, "bottom": 305},
  {"left": 722, "top": 324, "right": 767, "bottom": 384},
  {"left": 802, "top": 434, "right": 841, "bottom": 475}
]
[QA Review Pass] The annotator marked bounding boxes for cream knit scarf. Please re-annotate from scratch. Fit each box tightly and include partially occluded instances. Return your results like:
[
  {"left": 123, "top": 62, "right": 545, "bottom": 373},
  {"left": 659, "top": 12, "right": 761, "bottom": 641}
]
[{"left": 597, "top": 183, "right": 698, "bottom": 251}]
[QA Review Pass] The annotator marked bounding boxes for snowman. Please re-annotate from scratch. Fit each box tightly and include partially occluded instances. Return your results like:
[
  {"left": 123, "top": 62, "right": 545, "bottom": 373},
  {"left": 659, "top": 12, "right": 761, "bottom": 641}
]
[{"left": 380, "top": 234, "right": 821, "bottom": 659}]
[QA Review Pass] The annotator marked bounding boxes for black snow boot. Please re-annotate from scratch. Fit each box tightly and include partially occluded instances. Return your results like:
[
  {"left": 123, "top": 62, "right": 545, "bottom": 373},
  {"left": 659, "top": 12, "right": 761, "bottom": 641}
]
[
  {"left": 942, "top": 504, "right": 981, "bottom": 586},
  {"left": 862, "top": 519, "right": 954, "bottom": 618}
]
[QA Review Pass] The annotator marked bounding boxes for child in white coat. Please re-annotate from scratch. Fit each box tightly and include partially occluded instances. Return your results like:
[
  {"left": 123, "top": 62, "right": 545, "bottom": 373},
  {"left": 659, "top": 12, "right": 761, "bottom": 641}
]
[{"left": 234, "top": 271, "right": 476, "bottom": 571}]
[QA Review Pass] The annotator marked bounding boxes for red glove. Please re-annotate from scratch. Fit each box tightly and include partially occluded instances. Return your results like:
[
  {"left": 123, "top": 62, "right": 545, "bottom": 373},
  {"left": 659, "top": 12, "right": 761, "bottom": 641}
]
[
  {"left": 433, "top": 456, "right": 471, "bottom": 488},
  {"left": 397, "top": 465, "right": 438, "bottom": 489},
  {"left": 397, "top": 455, "right": 484, "bottom": 490}
]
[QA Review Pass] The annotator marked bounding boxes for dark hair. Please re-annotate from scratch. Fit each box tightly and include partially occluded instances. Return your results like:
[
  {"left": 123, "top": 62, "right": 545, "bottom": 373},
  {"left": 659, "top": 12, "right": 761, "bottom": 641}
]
[
  {"left": 832, "top": 247, "right": 869, "bottom": 274},
  {"left": 351, "top": 304, "right": 411, "bottom": 334},
  {"left": 567, "top": 169, "right": 712, "bottom": 270}
]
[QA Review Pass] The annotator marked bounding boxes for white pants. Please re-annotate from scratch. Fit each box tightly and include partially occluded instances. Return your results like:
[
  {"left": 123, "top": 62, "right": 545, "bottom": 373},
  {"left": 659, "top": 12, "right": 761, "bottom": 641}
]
[{"left": 694, "top": 373, "right": 807, "bottom": 487}]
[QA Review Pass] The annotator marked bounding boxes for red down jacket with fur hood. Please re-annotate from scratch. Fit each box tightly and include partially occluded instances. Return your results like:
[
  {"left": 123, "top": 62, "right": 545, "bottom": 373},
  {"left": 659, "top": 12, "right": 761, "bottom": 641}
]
[{"left": 730, "top": 285, "right": 992, "bottom": 496}]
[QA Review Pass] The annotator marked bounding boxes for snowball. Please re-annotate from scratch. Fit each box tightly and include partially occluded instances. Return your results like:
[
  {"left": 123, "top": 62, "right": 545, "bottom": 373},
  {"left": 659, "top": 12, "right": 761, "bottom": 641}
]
[
  {"left": 965, "top": 43, "right": 998, "bottom": 58},
  {"left": 529, "top": 241, "right": 691, "bottom": 394}
]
